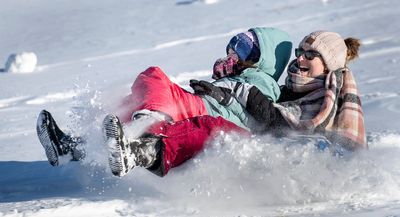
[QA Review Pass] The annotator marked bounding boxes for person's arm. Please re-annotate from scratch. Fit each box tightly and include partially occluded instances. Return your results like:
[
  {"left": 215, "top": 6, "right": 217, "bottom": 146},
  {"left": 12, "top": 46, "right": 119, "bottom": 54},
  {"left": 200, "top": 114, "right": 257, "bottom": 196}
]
[
  {"left": 190, "top": 79, "right": 278, "bottom": 128},
  {"left": 190, "top": 77, "right": 254, "bottom": 106}
]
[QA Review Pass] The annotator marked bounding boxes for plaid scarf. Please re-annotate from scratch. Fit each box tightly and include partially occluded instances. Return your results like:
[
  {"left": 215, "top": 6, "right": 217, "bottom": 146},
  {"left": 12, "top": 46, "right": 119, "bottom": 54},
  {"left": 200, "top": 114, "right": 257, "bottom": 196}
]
[{"left": 274, "top": 61, "right": 367, "bottom": 149}]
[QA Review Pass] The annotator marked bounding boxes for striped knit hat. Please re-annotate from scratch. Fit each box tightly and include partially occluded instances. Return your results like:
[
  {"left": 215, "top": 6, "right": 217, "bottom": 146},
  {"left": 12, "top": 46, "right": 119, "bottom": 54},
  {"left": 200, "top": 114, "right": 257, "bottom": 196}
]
[{"left": 299, "top": 31, "right": 347, "bottom": 71}]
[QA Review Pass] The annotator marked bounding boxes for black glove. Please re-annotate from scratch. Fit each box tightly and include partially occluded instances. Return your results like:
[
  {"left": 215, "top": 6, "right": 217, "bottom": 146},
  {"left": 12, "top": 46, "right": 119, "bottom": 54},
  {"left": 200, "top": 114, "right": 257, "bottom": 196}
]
[
  {"left": 190, "top": 80, "right": 232, "bottom": 106},
  {"left": 246, "top": 86, "right": 277, "bottom": 128}
]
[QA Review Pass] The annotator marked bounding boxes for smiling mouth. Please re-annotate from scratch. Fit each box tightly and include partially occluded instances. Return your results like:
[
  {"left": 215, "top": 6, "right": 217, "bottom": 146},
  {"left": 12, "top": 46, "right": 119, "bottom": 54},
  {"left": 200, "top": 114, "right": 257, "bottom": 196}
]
[
  {"left": 299, "top": 66, "right": 309, "bottom": 71},
  {"left": 294, "top": 62, "right": 309, "bottom": 72}
]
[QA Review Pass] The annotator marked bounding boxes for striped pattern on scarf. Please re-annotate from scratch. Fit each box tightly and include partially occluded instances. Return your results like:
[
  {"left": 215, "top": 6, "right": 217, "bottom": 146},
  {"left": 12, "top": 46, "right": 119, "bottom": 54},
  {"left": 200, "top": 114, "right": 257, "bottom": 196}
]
[{"left": 275, "top": 62, "right": 367, "bottom": 149}]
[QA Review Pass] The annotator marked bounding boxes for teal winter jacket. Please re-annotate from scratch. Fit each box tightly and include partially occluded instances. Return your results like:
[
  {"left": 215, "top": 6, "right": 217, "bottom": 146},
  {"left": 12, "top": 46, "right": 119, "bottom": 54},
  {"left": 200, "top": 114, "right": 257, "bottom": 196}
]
[{"left": 202, "top": 27, "right": 292, "bottom": 130}]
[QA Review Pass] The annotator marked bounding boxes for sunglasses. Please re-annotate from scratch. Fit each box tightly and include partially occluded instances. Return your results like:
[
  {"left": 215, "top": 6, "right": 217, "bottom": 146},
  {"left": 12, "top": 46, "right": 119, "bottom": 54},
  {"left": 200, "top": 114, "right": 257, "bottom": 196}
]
[{"left": 295, "top": 48, "right": 322, "bottom": 60}]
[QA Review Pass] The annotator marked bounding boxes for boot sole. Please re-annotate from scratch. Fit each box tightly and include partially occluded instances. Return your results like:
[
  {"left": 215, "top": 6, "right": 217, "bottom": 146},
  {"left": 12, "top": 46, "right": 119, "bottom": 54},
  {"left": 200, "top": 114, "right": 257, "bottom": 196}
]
[
  {"left": 103, "top": 114, "right": 128, "bottom": 177},
  {"left": 36, "top": 110, "right": 61, "bottom": 166}
]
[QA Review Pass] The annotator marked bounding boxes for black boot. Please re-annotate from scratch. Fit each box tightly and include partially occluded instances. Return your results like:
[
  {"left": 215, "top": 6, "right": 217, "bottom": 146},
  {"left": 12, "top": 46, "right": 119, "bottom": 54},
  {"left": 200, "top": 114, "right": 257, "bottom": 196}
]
[
  {"left": 102, "top": 114, "right": 161, "bottom": 177},
  {"left": 36, "top": 110, "right": 85, "bottom": 166}
]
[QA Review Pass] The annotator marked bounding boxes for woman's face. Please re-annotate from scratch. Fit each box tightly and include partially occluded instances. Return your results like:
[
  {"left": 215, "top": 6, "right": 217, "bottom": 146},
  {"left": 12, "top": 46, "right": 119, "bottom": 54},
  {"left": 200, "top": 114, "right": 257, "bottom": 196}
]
[{"left": 296, "top": 47, "right": 327, "bottom": 78}]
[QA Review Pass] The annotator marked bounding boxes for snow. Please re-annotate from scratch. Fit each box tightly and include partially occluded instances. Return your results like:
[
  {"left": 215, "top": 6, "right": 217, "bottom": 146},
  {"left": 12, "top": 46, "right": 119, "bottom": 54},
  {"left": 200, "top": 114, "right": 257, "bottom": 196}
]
[
  {"left": 4, "top": 52, "right": 37, "bottom": 73},
  {"left": 1, "top": 0, "right": 400, "bottom": 216}
]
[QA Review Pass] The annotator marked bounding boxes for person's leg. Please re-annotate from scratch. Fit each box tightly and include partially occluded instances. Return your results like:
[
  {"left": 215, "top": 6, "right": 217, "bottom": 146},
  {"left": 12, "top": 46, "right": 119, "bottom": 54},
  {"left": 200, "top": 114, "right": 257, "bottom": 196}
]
[
  {"left": 36, "top": 110, "right": 85, "bottom": 166},
  {"left": 148, "top": 115, "right": 249, "bottom": 176},
  {"left": 103, "top": 114, "right": 248, "bottom": 177},
  {"left": 118, "top": 66, "right": 208, "bottom": 123}
]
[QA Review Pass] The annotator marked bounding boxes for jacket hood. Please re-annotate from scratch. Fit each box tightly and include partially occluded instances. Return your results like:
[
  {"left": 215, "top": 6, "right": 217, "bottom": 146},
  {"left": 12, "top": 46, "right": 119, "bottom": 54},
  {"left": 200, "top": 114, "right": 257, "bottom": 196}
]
[{"left": 249, "top": 27, "right": 292, "bottom": 81}]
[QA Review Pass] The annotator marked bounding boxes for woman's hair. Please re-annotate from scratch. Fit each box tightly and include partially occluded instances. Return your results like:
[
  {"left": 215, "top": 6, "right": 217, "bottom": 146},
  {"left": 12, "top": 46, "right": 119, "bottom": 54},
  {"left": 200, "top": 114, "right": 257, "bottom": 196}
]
[{"left": 345, "top": 37, "right": 361, "bottom": 64}]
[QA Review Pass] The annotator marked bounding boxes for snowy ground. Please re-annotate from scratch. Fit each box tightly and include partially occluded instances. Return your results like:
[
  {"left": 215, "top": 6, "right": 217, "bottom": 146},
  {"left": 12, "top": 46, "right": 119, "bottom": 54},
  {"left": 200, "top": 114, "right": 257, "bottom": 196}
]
[{"left": 1, "top": 0, "right": 400, "bottom": 216}]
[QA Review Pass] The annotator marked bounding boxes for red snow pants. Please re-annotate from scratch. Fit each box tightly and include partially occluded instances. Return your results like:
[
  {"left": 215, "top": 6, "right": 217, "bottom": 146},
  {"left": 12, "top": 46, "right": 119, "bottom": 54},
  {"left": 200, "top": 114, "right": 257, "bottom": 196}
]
[
  {"left": 119, "top": 66, "right": 208, "bottom": 123},
  {"left": 147, "top": 115, "right": 250, "bottom": 176}
]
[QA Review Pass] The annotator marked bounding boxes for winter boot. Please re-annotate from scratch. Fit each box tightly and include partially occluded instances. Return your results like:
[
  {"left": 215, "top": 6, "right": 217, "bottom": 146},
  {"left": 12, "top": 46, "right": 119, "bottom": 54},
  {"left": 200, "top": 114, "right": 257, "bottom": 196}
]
[
  {"left": 102, "top": 114, "right": 161, "bottom": 177},
  {"left": 36, "top": 110, "right": 85, "bottom": 166}
]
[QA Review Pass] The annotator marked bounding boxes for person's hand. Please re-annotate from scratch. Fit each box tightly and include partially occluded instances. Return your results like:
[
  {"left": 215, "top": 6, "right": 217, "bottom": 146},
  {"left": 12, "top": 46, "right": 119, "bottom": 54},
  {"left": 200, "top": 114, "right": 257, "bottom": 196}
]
[
  {"left": 212, "top": 53, "right": 240, "bottom": 80},
  {"left": 246, "top": 86, "right": 276, "bottom": 124},
  {"left": 190, "top": 80, "right": 232, "bottom": 106}
]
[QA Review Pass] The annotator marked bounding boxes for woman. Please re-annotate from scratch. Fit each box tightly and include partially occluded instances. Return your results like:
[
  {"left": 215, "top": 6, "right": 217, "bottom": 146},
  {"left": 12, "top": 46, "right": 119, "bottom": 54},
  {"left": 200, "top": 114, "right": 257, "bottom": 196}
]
[
  {"left": 37, "top": 27, "right": 292, "bottom": 176},
  {"left": 102, "top": 30, "right": 366, "bottom": 178},
  {"left": 268, "top": 31, "right": 365, "bottom": 150}
]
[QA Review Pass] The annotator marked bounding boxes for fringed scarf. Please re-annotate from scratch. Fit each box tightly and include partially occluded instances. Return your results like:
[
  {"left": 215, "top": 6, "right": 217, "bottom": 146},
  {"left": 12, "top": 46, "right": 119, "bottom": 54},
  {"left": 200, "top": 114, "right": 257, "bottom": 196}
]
[{"left": 274, "top": 61, "right": 367, "bottom": 149}]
